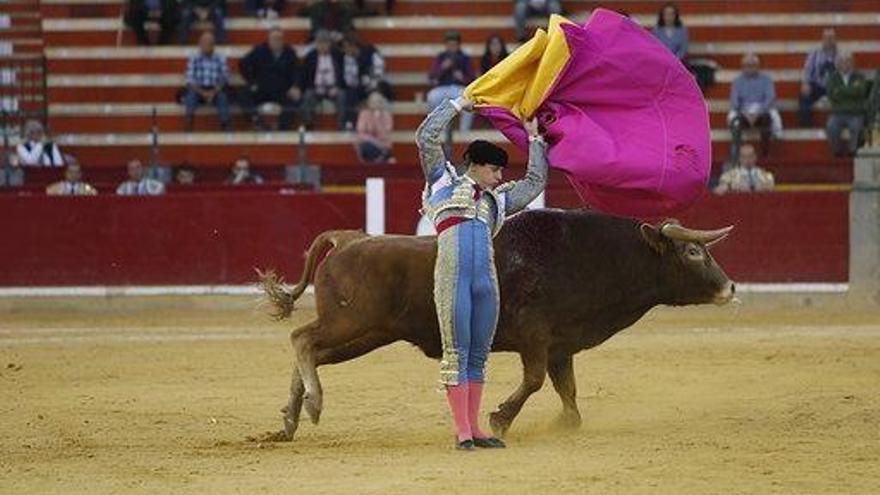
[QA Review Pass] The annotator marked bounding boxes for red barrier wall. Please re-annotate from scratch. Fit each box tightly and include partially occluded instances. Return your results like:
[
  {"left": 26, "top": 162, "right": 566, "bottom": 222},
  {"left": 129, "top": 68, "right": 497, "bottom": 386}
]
[
  {"left": 0, "top": 192, "right": 364, "bottom": 286},
  {"left": 385, "top": 180, "right": 849, "bottom": 283},
  {"left": 0, "top": 186, "right": 848, "bottom": 286}
]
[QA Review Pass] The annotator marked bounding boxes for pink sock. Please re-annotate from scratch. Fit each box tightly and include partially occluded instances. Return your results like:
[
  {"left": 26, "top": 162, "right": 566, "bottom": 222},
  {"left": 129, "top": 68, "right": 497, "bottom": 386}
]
[
  {"left": 467, "top": 381, "right": 490, "bottom": 439},
  {"left": 445, "top": 384, "right": 472, "bottom": 442}
]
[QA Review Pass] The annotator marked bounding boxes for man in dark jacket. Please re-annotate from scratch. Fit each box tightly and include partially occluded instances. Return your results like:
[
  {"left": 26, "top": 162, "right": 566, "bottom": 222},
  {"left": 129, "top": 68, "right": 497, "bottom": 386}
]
[
  {"left": 125, "top": 0, "right": 178, "bottom": 45},
  {"left": 178, "top": 0, "right": 226, "bottom": 44},
  {"left": 239, "top": 28, "right": 303, "bottom": 130},
  {"left": 426, "top": 31, "right": 474, "bottom": 132},
  {"left": 825, "top": 52, "right": 869, "bottom": 157},
  {"left": 300, "top": 30, "right": 347, "bottom": 130}
]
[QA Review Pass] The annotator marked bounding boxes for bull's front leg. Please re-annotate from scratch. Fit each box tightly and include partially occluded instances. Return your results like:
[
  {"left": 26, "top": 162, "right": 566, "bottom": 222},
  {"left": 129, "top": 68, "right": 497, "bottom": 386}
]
[
  {"left": 547, "top": 353, "right": 581, "bottom": 429},
  {"left": 489, "top": 345, "right": 548, "bottom": 438}
]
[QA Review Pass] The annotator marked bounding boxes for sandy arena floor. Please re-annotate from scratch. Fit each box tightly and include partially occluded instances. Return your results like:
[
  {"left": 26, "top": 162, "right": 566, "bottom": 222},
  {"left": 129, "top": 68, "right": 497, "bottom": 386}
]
[{"left": 1, "top": 300, "right": 878, "bottom": 494}]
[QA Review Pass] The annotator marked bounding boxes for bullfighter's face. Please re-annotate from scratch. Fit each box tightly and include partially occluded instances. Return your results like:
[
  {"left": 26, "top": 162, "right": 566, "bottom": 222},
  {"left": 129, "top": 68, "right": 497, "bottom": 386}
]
[{"left": 467, "top": 163, "right": 503, "bottom": 190}]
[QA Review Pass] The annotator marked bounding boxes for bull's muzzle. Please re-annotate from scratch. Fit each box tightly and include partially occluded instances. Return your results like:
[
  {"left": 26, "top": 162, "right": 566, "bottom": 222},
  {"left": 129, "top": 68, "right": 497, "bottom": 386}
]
[{"left": 713, "top": 281, "right": 738, "bottom": 305}]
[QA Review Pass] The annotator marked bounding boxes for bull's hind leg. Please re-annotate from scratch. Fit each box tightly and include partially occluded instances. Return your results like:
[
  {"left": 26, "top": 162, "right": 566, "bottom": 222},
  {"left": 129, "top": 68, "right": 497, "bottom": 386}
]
[
  {"left": 279, "top": 366, "right": 305, "bottom": 440},
  {"left": 548, "top": 353, "right": 582, "bottom": 429},
  {"left": 290, "top": 323, "right": 323, "bottom": 426},
  {"left": 489, "top": 346, "right": 548, "bottom": 438}
]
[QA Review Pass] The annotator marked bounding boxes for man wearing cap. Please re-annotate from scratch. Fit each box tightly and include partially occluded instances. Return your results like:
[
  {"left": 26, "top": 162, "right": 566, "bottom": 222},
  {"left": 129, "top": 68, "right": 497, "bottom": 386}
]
[
  {"left": 416, "top": 94, "right": 547, "bottom": 450},
  {"left": 426, "top": 31, "right": 475, "bottom": 132}
]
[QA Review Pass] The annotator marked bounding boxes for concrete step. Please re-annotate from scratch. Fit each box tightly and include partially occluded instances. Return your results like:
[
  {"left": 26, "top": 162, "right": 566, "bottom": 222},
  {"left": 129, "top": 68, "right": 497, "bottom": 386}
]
[
  {"left": 40, "top": 13, "right": 880, "bottom": 46},
  {"left": 36, "top": 0, "right": 880, "bottom": 19},
  {"left": 44, "top": 128, "right": 843, "bottom": 167}
]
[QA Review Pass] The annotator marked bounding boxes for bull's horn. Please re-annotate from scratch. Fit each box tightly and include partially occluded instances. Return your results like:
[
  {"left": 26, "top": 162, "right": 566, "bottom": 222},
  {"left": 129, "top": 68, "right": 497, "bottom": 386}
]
[{"left": 660, "top": 223, "right": 734, "bottom": 244}]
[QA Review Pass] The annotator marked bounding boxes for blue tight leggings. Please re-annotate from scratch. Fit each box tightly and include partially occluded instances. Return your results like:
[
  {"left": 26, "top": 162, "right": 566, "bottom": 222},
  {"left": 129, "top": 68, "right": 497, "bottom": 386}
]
[{"left": 434, "top": 219, "right": 500, "bottom": 385}]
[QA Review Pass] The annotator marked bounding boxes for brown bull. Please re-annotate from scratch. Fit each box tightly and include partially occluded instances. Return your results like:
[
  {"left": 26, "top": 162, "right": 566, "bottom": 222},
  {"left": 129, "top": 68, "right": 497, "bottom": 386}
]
[{"left": 259, "top": 209, "right": 735, "bottom": 441}]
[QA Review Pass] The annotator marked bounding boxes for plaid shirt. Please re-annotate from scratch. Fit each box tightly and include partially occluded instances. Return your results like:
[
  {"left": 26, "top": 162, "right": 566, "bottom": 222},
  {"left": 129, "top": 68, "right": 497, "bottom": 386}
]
[{"left": 186, "top": 51, "right": 229, "bottom": 88}]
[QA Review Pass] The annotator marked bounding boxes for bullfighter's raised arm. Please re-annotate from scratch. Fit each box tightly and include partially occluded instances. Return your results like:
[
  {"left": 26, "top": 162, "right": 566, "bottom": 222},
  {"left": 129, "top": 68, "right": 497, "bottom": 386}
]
[
  {"left": 415, "top": 96, "right": 469, "bottom": 183},
  {"left": 502, "top": 120, "right": 549, "bottom": 215}
]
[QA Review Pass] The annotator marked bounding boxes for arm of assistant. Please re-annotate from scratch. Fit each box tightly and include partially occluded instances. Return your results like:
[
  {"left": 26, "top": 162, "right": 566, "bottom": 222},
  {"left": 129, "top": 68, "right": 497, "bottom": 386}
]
[
  {"left": 504, "top": 119, "right": 548, "bottom": 215},
  {"left": 415, "top": 95, "right": 469, "bottom": 182}
]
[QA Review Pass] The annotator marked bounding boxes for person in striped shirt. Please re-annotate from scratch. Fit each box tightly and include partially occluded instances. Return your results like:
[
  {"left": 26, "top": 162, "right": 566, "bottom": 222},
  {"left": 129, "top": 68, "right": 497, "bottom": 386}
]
[{"left": 116, "top": 159, "right": 166, "bottom": 196}]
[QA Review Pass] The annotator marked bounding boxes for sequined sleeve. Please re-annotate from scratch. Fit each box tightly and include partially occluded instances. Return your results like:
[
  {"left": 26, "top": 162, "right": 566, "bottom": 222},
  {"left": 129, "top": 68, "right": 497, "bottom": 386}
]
[
  {"left": 504, "top": 138, "right": 548, "bottom": 215},
  {"left": 416, "top": 100, "right": 459, "bottom": 184}
]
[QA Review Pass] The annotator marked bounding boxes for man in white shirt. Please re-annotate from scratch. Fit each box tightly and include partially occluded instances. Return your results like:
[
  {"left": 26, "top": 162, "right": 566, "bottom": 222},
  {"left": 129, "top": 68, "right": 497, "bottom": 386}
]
[
  {"left": 714, "top": 144, "right": 775, "bottom": 194},
  {"left": 16, "top": 119, "right": 65, "bottom": 167},
  {"left": 46, "top": 164, "right": 97, "bottom": 196},
  {"left": 116, "top": 159, "right": 166, "bottom": 196}
]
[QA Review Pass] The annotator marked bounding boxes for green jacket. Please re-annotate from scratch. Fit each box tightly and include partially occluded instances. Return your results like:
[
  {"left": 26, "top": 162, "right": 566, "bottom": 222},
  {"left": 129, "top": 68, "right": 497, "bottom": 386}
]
[{"left": 826, "top": 70, "right": 869, "bottom": 115}]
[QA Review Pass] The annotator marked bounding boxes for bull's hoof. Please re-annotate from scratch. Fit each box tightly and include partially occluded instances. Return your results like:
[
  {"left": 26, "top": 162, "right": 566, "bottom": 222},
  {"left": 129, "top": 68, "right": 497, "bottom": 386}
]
[
  {"left": 489, "top": 411, "right": 510, "bottom": 438},
  {"left": 555, "top": 411, "right": 582, "bottom": 430},
  {"left": 303, "top": 392, "right": 322, "bottom": 425},
  {"left": 248, "top": 430, "right": 293, "bottom": 443}
]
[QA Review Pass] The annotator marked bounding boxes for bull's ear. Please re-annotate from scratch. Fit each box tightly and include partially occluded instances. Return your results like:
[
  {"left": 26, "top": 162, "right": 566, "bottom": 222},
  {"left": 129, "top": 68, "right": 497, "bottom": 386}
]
[{"left": 640, "top": 223, "right": 666, "bottom": 254}]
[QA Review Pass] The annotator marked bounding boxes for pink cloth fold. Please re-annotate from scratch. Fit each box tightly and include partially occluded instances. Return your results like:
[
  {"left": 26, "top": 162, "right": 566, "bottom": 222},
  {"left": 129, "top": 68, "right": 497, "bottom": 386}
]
[{"left": 477, "top": 9, "right": 711, "bottom": 218}]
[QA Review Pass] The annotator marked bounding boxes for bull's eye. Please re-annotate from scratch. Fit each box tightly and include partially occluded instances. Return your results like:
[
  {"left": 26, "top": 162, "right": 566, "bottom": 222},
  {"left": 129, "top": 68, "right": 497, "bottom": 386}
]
[{"left": 686, "top": 246, "right": 703, "bottom": 260}]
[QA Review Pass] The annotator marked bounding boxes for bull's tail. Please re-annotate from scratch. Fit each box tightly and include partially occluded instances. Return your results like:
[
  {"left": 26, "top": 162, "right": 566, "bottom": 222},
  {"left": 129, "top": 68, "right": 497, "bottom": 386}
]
[{"left": 257, "top": 230, "right": 366, "bottom": 320}]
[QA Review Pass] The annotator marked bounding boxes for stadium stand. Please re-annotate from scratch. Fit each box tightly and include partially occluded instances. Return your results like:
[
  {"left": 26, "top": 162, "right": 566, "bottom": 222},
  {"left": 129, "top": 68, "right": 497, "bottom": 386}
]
[{"left": 0, "top": 0, "right": 877, "bottom": 190}]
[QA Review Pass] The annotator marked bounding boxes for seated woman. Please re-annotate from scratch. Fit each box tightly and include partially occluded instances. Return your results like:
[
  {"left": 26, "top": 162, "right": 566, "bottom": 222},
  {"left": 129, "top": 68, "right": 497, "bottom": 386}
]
[
  {"left": 652, "top": 2, "right": 688, "bottom": 61},
  {"left": 480, "top": 34, "right": 509, "bottom": 75},
  {"left": 355, "top": 91, "right": 395, "bottom": 164}
]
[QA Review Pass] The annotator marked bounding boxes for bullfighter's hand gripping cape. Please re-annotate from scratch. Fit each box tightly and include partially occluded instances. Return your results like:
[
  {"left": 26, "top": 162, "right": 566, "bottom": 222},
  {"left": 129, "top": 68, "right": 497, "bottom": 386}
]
[{"left": 464, "top": 9, "right": 711, "bottom": 217}]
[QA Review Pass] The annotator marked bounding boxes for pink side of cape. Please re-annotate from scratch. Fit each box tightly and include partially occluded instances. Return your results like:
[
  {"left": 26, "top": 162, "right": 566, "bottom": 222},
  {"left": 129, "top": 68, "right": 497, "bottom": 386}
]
[{"left": 479, "top": 9, "right": 711, "bottom": 218}]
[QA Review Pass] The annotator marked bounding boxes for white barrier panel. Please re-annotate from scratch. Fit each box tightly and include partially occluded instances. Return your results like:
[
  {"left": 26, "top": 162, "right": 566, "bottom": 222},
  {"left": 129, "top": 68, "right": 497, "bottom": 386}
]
[{"left": 365, "top": 177, "right": 385, "bottom": 235}]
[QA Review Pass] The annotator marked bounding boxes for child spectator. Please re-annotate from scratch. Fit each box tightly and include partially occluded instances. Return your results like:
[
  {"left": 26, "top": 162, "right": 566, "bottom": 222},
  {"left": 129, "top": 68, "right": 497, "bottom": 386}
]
[{"left": 355, "top": 91, "right": 395, "bottom": 164}]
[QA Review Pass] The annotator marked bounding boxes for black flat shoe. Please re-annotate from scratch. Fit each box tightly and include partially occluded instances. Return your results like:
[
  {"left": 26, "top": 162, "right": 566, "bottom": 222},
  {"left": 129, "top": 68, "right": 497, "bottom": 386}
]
[
  {"left": 472, "top": 437, "right": 506, "bottom": 449},
  {"left": 456, "top": 439, "right": 476, "bottom": 451}
]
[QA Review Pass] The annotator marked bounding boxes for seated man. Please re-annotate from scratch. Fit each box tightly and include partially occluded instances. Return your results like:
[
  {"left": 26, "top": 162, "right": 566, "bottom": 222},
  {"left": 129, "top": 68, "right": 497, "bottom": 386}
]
[
  {"left": 177, "top": 0, "right": 226, "bottom": 44},
  {"left": 727, "top": 53, "right": 782, "bottom": 160},
  {"left": 825, "top": 52, "right": 870, "bottom": 157},
  {"left": 182, "top": 31, "right": 231, "bottom": 131},
  {"left": 713, "top": 144, "right": 775, "bottom": 194},
  {"left": 46, "top": 164, "right": 97, "bottom": 196},
  {"left": 16, "top": 119, "right": 65, "bottom": 167},
  {"left": 513, "top": 0, "right": 562, "bottom": 42},
  {"left": 245, "top": 0, "right": 285, "bottom": 18},
  {"left": 426, "top": 31, "right": 474, "bottom": 132},
  {"left": 798, "top": 28, "right": 838, "bottom": 126},
  {"left": 226, "top": 157, "right": 264, "bottom": 185},
  {"left": 0, "top": 152, "right": 24, "bottom": 187},
  {"left": 300, "top": 30, "right": 347, "bottom": 130},
  {"left": 117, "top": 159, "right": 166, "bottom": 195},
  {"left": 175, "top": 165, "right": 196, "bottom": 185},
  {"left": 239, "top": 28, "right": 302, "bottom": 131},
  {"left": 125, "top": 0, "right": 178, "bottom": 45}
]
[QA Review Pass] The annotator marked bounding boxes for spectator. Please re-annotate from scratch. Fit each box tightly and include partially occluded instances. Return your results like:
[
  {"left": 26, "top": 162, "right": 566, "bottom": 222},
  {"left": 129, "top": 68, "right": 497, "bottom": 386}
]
[
  {"left": 226, "top": 157, "right": 264, "bottom": 185},
  {"left": 239, "top": 28, "right": 303, "bottom": 131},
  {"left": 480, "top": 34, "right": 508, "bottom": 75},
  {"left": 46, "top": 164, "right": 97, "bottom": 196},
  {"left": 300, "top": 30, "right": 347, "bottom": 130},
  {"left": 182, "top": 31, "right": 231, "bottom": 131},
  {"left": 178, "top": 0, "right": 226, "bottom": 44},
  {"left": 0, "top": 152, "right": 24, "bottom": 187},
  {"left": 340, "top": 33, "right": 392, "bottom": 129},
  {"left": 513, "top": 0, "right": 561, "bottom": 42},
  {"left": 175, "top": 165, "right": 196, "bottom": 185},
  {"left": 868, "top": 69, "right": 880, "bottom": 135},
  {"left": 302, "top": 0, "right": 355, "bottom": 42},
  {"left": 125, "top": 0, "right": 178, "bottom": 46},
  {"left": 117, "top": 159, "right": 166, "bottom": 195},
  {"left": 246, "top": 0, "right": 284, "bottom": 18},
  {"left": 825, "top": 52, "right": 869, "bottom": 157},
  {"left": 727, "top": 53, "right": 782, "bottom": 160},
  {"left": 652, "top": 2, "right": 688, "bottom": 60},
  {"left": 798, "top": 28, "right": 838, "bottom": 126},
  {"left": 427, "top": 31, "right": 475, "bottom": 132},
  {"left": 355, "top": 91, "right": 395, "bottom": 164},
  {"left": 16, "top": 119, "right": 64, "bottom": 167},
  {"left": 713, "top": 144, "right": 775, "bottom": 194}
]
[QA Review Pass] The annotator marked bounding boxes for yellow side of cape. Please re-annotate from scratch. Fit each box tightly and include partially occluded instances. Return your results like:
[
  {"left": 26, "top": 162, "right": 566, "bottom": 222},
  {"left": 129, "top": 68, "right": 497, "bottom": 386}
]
[{"left": 464, "top": 15, "right": 575, "bottom": 120}]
